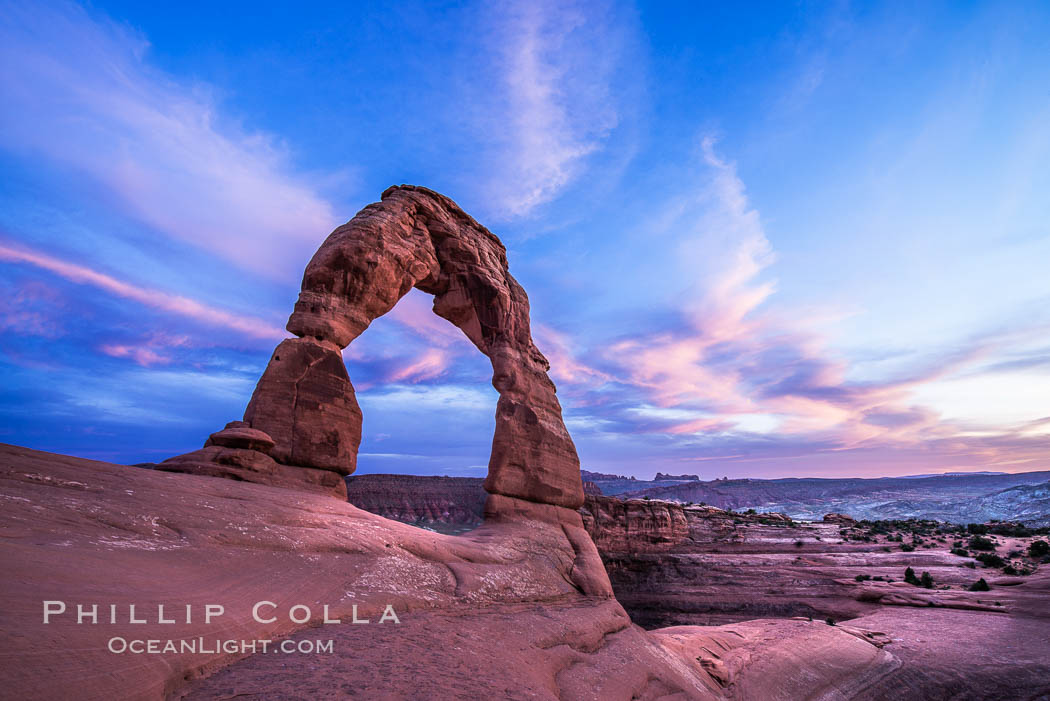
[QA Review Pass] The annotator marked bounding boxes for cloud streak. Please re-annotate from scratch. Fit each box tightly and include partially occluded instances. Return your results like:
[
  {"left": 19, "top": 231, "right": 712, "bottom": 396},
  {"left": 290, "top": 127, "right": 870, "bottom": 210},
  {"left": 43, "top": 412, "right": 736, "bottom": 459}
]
[
  {"left": 0, "top": 1, "right": 338, "bottom": 279},
  {"left": 0, "top": 242, "right": 285, "bottom": 340},
  {"left": 476, "top": 0, "right": 629, "bottom": 218}
]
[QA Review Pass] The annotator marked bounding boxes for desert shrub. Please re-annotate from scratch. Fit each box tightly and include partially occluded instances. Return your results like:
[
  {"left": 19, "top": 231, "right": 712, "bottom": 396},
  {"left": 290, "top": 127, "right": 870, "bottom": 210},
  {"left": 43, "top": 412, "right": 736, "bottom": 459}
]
[
  {"left": 968, "top": 535, "right": 996, "bottom": 551},
  {"left": 901, "top": 544, "right": 915, "bottom": 552},
  {"left": 1008, "top": 550, "right": 1023, "bottom": 558},
  {"left": 967, "top": 524, "right": 989, "bottom": 535},
  {"left": 968, "top": 578, "right": 990, "bottom": 591},
  {"left": 975, "top": 553, "right": 1006, "bottom": 568},
  {"left": 1002, "top": 565, "right": 1018, "bottom": 575},
  {"left": 920, "top": 571, "right": 934, "bottom": 588},
  {"left": 964, "top": 561, "right": 976, "bottom": 569},
  {"left": 1028, "top": 540, "right": 1049, "bottom": 558},
  {"left": 855, "top": 574, "right": 871, "bottom": 582},
  {"left": 795, "top": 540, "right": 804, "bottom": 548},
  {"left": 904, "top": 567, "right": 919, "bottom": 585},
  {"left": 825, "top": 617, "right": 836, "bottom": 626},
  {"left": 989, "top": 523, "right": 1032, "bottom": 537},
  {"left": 950, "top": 548, "right": 969, "bottom": 557}
]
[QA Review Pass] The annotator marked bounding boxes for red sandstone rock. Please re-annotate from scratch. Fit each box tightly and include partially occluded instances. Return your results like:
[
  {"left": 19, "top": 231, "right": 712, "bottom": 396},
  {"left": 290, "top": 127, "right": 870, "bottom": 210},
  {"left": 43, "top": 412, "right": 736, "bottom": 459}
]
[
  {"left": 204, "top": 421, "right": 275, "bottom": 453},
  {"left": 2, "top": 444, "right": 931, "bottom": 700},
  {"left": 164, "top": 186, "right": 584, "bottom": 511},
  {"left": 581, "top": 494, "right": 690, "bottom": 552},
  {"left": 243, "top": 337, "right": 362, "bottom": 474},
  {"left": 156, "top": 444, "right": 347, "bottom": 499},
  {"left": 345, "top": 474, "right": 486, "bottom": 529}
]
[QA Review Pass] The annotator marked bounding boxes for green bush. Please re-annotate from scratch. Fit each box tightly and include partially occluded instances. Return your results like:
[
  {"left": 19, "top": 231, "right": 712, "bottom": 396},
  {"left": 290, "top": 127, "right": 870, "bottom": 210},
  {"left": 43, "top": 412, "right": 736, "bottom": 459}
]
[
  {"left": 920, "top": 571, "right": 934, "bottom": 589},
  {"left": 1028, "top": 540, "right": 1049, "bottom": 558},
  {"left": 795, "top": 540, "right": 804, "bottom": 548},
  {"left": 989, "top": 523, "right": 1032, "bottom": 537},
  {"left": 904, "top": 567, "right": 919, "bottom": 585},
  {"left": 950, "top": 548, "right": 969, "bottom": 557},
  {"left": 975, "top": 553, "right": 1006, "bottom": 568},
  {"left": 968, "top": 578, "right": 990, "bottom": 592},
  {"left": 968, "top": 535, "right": 996, "bottom": 551},
  {"left": 901, "top": 543, "right": 915, "bottom": 552}
]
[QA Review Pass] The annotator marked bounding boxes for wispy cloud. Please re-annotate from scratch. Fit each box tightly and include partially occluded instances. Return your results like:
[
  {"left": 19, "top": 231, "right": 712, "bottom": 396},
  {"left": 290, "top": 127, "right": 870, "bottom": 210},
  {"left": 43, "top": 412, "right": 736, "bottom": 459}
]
[
  {"left": 476, "top": 0, "right": 631, "bottom": 217},
  {"left": 540, "top": 139, "right": 1050, "bottom": 474},
  {"left": 0, "top": 281, "right": 66, "bottom": 338},
  {"left": 100, "top": 344, "right": 171, "bottom": 367},
  {"left": 0, "top": 242, "right": 285, "bottom": 339},
  {"left": 384, "top": 348, "right": 453, "bottom": 384},
  {"left": 0, "top": 1, "right": 338, "bottom": 279}
]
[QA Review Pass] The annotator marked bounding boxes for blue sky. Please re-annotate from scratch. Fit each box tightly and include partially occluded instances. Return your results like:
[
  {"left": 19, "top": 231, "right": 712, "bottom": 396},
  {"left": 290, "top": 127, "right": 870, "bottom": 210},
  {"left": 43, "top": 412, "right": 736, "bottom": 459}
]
[{"left": 1, "top": 0, "right": 1048, "bottom": 479}]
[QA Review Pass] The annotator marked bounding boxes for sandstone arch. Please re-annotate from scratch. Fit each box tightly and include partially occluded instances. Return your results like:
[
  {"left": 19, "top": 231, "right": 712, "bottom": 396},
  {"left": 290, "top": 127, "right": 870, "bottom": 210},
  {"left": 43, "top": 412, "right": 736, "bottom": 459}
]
[{"left": 162, "top": 186, "right": 584, "bottom": 512}]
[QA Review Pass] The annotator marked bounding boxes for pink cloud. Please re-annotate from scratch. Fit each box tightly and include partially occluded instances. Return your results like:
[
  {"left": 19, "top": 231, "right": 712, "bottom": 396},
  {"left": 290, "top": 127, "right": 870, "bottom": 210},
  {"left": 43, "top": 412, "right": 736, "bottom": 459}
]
[
  {"left": 534, "top": 324, "right": 612, "bottom": 386},
  {"left": 0, "top": 242, "right": 285, "bottom": 340},
  {"left": 100, "top": 344, "right": 170, "bottom": 367},
  {"left": 0, "top": 282, "right": 66, "bottom": 338},
  {"left": 386, "top": 348, "right": 452, "bottom": 384},
  {"left": 546, "top": 141, "right": 1048, "bottom": 474},
  {"left": 385, "top": 290, "right": 473, "bottom": 350}
]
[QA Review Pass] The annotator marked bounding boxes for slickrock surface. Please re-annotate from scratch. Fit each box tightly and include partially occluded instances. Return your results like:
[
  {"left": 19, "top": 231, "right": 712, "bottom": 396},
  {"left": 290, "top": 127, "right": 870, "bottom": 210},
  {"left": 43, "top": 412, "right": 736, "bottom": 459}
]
[
  {"left": 342, "top": 479, "right": 1050, "bottom": 697},
  {"left": 584, "top": 495, "right": 1050, "bottom": 697},
  {"left": 0, "top": 444, "right": 908, "bottom": 700},
  {"left": 164, "top": 186, "right": 583, "bottom": 510}
]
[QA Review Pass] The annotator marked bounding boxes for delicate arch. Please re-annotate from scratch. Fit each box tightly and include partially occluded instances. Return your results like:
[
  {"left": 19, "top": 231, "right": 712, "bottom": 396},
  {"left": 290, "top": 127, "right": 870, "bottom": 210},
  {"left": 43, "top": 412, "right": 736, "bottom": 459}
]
[{"left": 163, "top": 186, "right": 583, "bottom": 510}]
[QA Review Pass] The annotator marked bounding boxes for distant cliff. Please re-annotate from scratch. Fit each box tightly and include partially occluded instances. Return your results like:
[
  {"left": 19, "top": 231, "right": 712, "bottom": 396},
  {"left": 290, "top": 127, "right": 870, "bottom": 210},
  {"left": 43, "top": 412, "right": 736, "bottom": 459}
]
[
  {"left": 344, "top": 474, "right": 486, "bottom": 532},
  {"left": 606, "top": 472, "right": 1050, "bottom": 524}
]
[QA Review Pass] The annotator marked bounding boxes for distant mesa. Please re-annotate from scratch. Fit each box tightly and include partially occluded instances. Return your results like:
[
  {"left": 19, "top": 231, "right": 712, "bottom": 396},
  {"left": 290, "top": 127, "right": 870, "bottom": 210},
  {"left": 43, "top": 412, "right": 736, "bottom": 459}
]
[
  {"left": 654, "top": 472, "right": 700, "bottom": 481},
  {"left": 160, "top": 185, "right": 585, "bottom": 513}
]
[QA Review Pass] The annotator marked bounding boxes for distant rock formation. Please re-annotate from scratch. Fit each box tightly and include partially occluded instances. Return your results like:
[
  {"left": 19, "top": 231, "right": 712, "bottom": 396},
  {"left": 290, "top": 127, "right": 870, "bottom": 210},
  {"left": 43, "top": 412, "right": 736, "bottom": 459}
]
[
  {"left": 580, "top": 494, "right": 691, "bottom": 552},
  {"left": 581, "top": 469, "right": 633, "bottom": 481},
  {"left": 161, "top": 186, "right": 584, "bottom": 512},
  {"left": 654, "top": 472, "right": 700, "bottom": 481},
  {"left": 345, "top": 474, "right": 486, "bottom": 529}
]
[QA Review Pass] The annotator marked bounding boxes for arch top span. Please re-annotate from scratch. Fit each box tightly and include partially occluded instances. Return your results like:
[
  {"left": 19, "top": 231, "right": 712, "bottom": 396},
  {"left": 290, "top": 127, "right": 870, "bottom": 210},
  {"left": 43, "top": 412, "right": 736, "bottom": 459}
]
[{"left": 162, "top": 186, "right": 585, "bottom": 511}]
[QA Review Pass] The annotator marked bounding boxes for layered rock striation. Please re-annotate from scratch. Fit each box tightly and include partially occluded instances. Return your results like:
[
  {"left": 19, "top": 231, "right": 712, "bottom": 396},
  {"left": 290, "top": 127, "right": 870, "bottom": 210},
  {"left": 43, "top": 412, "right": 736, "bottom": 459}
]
[{"left": 344, "top": 474, "right": 487, "bottom": 532}]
